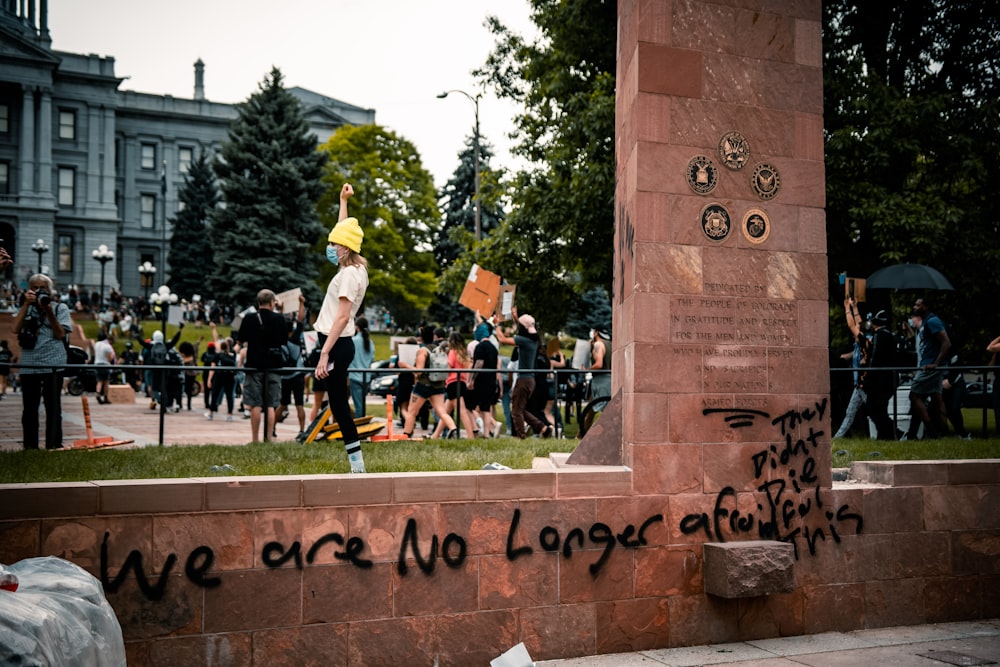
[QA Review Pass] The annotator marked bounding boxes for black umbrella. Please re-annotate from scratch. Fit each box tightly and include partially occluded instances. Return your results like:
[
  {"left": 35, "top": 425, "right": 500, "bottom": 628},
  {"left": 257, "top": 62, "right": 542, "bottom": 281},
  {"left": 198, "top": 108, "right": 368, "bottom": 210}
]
[{"left": 866, "top": 263, "right": 954, "bottom": 290}]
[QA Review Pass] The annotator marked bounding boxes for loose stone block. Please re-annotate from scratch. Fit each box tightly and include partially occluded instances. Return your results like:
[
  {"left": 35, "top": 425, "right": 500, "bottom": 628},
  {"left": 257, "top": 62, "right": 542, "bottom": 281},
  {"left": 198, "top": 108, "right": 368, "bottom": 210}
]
[
  {"left": 703, "top": 541, "right": 794, "bottom": 598},
  {"left": 105, "top": 384, "right": 135, "bottom": 404}
]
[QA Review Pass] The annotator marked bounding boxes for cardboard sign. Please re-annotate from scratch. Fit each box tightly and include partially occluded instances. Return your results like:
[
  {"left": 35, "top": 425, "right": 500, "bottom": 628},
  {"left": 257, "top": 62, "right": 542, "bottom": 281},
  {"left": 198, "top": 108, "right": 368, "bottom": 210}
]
[
  {"left": 459, "top": 264, "right": 515, "bottom": 318},
  {"left": 844, "top": 277, "right": 866, "bottom": 303},
  {"left": 275, "top": 287, "right": 303, "bottom": 315}
]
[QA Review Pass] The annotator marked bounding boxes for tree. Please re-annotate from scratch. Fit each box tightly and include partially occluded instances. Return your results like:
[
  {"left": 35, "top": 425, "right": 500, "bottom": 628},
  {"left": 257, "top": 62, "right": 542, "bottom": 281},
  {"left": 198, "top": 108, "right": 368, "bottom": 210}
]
[
  {"left": 317, "top": 124, "right": 440, "bottom": 328},
  {"left": 167, "top": 152, "right": 218, "bottom": 300},
  {"left": 210, "top": 68, "right": 327, "bottom": 308},
  {"left": 824, "top": 0, "right": 1000, "bottom": 356},
  {"left": 466, "top": 0, "right": 617, "bottom": 330},
  {"left": 430, "top": 135, "right": 505, "bottom": 329}
]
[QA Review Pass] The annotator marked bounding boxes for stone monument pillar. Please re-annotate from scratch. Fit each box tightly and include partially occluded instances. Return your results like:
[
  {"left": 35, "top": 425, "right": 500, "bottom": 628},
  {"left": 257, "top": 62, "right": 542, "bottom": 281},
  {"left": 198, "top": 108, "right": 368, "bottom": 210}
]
[{"left": 613, "top": 0, "right": 831, "bottom": 503}]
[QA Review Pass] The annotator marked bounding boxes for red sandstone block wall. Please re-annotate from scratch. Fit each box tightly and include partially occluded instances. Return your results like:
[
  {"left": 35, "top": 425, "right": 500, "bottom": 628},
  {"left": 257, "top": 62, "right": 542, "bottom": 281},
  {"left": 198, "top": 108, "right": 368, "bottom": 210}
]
[{"left": 1, "top": 463, "right": 998, "bottom": 665}]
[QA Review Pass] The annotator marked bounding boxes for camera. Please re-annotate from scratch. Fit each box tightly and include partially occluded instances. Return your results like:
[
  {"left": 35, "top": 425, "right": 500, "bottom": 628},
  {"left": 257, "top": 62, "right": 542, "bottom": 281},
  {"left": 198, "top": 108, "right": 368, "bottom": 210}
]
[
  {"left": 35, "top": 288, "right": 51, "bottom": 307},
  {"left": 18, "top": 313, "right": 39, "bottom": 350}
]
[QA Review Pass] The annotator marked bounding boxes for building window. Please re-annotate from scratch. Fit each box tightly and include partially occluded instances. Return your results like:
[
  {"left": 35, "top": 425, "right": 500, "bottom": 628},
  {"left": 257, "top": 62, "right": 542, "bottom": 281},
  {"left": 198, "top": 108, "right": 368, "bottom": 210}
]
[
  {"left": 178, "top": 146, "right": 193, "bottom": 174},
  {"left": 58, "top": 110, "right": 76, "bottom": 140},
  {"left": 0, "top": 162, "right": 8, "bottom": 194},
  {"left": 0, "top": 104, "right": 8, "bottom": 134},
  {"left": 58, "top": 234, "right": 73, "bottom": 273},
  {"left": 141, "top": 143, "right": 156, "bottom": 170},
  {"left": 141, "top": 194, "right": 156, "bottom": 228},
  {"left": 58, "top": 167, "right": 75, "bottom": 206}
]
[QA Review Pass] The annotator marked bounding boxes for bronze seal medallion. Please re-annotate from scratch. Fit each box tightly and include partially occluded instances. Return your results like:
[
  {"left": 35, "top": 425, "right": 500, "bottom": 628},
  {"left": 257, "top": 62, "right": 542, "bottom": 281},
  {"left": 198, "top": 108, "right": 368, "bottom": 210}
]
[
  {"left": 750, "top": 162, "right": 780, "bottom": 200},
  {"left": 741, "top": 208, "right": 771, "bottom": 244},
  {"left": 700, "top": 203, "right": 731, "bottom": 241},
  {"left": 718, "top": 130, "right": 751, "bottom": 170},
  {"left": 686, "top": 155, "right": 719, "bottom": 195}
]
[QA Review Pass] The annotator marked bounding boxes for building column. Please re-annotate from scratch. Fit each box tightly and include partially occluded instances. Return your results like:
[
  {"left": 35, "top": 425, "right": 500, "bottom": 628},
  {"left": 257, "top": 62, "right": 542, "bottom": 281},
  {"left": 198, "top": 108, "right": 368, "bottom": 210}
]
[
  {"left": 18, "top": 85, "right": 35, "bottom": 194},
  {"left": 36, "top": 87, "right": 53, "bottom": 197},
  {"left": 102, "top": 106, "right": 116, "bottom": 208},
  {"left": 87, "top": 104, "right": 101, "bottom": 207}
]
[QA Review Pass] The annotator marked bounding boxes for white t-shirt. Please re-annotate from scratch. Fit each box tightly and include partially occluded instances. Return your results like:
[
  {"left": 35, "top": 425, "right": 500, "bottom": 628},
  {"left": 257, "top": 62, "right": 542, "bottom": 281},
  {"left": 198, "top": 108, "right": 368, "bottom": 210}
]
[
  {"left": 94, "top": 339, "right": 115, "bottom": 366},
  {"left": 315, "top": 265, "right": 368, "bottom": 338}
]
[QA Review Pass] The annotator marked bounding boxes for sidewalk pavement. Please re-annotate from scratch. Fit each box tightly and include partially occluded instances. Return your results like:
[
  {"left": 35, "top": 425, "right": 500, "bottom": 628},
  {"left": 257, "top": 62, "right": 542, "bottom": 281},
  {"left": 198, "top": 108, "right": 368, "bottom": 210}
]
[
  {"left": 536, "top": 619, "right": 1000, "bottom": 666},
  {"left": 0, "top": 386, "right": 317, "bottom": 451}
]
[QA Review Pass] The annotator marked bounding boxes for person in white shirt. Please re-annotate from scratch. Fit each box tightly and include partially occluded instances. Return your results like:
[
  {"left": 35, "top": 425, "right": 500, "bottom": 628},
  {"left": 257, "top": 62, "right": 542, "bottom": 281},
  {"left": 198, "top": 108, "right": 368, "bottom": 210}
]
[{"left": 313, "top": 183, "right": 370, "bottom": 473}]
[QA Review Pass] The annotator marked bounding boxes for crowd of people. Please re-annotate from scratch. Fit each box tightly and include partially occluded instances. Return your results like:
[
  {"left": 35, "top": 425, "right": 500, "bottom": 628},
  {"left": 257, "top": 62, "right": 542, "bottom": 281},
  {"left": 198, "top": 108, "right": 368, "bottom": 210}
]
[
  {"left": 0, "top": 184, "right": 614, "bottom": 462},
  {"left": 832, "top": 295, "right": 1000, "bottom": 441}
]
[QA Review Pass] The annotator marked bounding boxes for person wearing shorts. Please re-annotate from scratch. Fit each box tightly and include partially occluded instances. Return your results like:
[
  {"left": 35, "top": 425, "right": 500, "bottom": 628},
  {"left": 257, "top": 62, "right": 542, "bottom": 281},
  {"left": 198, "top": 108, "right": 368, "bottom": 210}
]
[{"left": 402, "top": 325, "right": 457, "bottom": 439}]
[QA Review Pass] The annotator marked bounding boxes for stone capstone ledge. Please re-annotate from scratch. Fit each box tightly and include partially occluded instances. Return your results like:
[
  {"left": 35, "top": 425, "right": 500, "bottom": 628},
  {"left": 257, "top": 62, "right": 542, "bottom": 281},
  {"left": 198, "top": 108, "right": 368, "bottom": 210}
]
[
  {"left": 703, "top": 540, "right": 795, "bottom": 598},
  {"left": 849, "top": 460, "right": 1000, "bottom": 487}
]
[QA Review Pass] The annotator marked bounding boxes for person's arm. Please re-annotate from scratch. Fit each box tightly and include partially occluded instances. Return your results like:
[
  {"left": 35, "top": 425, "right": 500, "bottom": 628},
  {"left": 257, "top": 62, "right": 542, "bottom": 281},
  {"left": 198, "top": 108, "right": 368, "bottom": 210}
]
[
  {"left": 339, "top": 183, "right": 353, "bottom": 221},
  {"left": 314, "top": 297, "right": 352, "bottom": 379},
  {"left": 987, "top": 336, "right": 1000, "bottom": 355},
  {"left": 495, "top": 328, "right": 515, "bottom": 346},
  {"left": 927, "top": 328, "right": 951, "bottom": 370},
  {"left": 589, "top": 340, "right": 606, "bottom": 371},
  {"left": 167, "top": 326, "right": 183, "bottom": 349}
]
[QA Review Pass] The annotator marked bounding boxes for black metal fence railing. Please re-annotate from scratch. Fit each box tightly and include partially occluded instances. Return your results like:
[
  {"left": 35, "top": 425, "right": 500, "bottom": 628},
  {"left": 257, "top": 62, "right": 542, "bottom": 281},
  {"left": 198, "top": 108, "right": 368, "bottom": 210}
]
[
  {"left": 7, "top": 362, "right": 615, "bottom": 445},
  {"left": 7, "top": 361, "right": 995, "bottom": 444}
]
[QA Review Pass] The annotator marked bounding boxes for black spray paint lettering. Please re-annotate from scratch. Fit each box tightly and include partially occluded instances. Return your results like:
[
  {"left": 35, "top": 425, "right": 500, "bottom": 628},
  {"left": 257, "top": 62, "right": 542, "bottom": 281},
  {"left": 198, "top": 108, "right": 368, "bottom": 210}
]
[
  {"left": 99, "top": 509, "right": 665, "bottom": 601},
  {"left": 506, "top": 508, "right": 663, "bottom": 576},
  {"left": 682, "top": 398, "right": 862, "bottom": 559},
  {"left": 100, "top": 531, "right": 220, "bottom": 602}
]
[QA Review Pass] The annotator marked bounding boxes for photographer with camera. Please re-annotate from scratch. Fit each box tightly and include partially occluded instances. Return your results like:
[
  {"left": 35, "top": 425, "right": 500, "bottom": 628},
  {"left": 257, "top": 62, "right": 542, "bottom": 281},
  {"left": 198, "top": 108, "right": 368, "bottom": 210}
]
[{"left": 12, "top": 274, "right": 73, "bottom": 449}]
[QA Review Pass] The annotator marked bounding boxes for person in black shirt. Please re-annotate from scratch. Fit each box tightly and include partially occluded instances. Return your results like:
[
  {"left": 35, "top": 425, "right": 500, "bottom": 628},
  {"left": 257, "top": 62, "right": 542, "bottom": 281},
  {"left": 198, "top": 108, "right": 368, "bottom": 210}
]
[{"left": 237, "top": 289, "right": 289, "bottom": 442}]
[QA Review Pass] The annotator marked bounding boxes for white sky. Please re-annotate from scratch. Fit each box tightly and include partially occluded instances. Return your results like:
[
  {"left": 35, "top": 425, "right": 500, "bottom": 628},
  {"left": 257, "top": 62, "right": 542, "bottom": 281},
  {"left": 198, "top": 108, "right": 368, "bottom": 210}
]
[{"left": 47, "top": 0, "right": 537, "bottom": 188}]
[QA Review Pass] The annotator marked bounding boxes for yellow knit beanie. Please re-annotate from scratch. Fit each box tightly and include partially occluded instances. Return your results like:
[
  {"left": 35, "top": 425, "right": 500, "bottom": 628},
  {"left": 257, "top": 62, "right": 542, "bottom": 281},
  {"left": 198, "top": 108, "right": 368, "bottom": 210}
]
[{"left": 327, "top": 217, "right": 363, "bottom": 253}]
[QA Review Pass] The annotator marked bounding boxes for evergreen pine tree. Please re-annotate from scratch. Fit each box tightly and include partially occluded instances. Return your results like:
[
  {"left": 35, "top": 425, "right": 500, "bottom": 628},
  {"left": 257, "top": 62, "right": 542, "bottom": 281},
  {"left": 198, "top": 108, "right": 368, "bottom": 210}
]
[
  {"left": 210, "top": 68, "right": 327, "bottom": 307},
  {"left": 167, "top": 152, "right": 218, "bottom": 300},
  {"left": 430, "top": 136, "right": 504, "bottom": 329}
]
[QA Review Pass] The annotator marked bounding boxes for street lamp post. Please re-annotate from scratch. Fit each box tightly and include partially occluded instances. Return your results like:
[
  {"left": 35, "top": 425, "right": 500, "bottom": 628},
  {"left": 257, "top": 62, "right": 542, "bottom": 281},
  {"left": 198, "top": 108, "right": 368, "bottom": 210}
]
[
  {"left": 91, "top": 244, "right": 115, "bottom": 312},
  {"left": 31, "top": 239, "right": 49, "bottom": 274},
  {"left": 138, "top": 261, "right": 156, "bottom": 303},
  {"left": 150, "top": 285, "right": 178, "bottom": 333},
  {"left": 437, "top": 89, "right": 482, "bottom": 241}
]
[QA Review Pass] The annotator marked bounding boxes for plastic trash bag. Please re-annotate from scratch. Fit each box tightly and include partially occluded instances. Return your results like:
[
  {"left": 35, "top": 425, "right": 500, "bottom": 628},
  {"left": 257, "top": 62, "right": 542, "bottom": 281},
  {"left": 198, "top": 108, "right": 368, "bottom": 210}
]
[{"left": 0, "top": 556, "right": 126, "bottom": 666}]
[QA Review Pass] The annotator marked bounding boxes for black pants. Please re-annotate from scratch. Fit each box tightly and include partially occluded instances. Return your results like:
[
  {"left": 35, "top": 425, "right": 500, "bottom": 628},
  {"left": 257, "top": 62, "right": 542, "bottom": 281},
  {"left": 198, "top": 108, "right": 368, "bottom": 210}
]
[
  {"left": 317, "top": 333, "right": 359, "bottom": 443},
  {"left": 21, "top": 371, "right": 64, "bottom": 449},
  {"left": 866, "top": 390, "right": 896, "bottom": 441}
]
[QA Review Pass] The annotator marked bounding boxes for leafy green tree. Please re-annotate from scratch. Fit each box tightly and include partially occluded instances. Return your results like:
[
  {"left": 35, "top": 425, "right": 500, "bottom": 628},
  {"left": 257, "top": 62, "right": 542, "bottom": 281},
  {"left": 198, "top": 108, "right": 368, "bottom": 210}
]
[
  {"left": 167, "top": 152, "right": 218, "bottom": 300},
  {"left": 463, "top": 0, "right": 616, "bottom": 330},
  {"left": 317, "top": 124, "right": 439, "bottom": 328},
  {"left": 824, "top": 0, "right": 1000, "bottom": 355},
  {"left": 210, "top": 68, "right": 327, "bottom": 307}
]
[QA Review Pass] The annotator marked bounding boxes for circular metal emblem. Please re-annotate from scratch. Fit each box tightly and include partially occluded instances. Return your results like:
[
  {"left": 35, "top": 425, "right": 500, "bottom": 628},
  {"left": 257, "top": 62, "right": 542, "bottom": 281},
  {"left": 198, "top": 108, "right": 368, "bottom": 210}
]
[
  {"left": 741, "top": 208, "right": 771, "bottom": 244},
  {"left": 686, "top": 155, "right": 719, "bottom": 195},
  {"left": 750, "top": 162, "right": 780, "bottom": 200},
  {"left": 700, "top": 203, "right": 731, "bottom": 241},
  {"left": 718, "top": 131, "right": 751, "bottom": 170}
]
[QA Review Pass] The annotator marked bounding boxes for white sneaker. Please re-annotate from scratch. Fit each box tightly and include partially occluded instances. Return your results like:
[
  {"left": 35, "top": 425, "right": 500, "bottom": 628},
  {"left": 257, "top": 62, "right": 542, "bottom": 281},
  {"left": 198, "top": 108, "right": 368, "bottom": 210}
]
[
  {"left": 205, "top": 412, "right": 213, "bottom": 420},
  {"left": 226, "top": 415, "right": 233, "bottom": 422},
  {"left": 491, "top": 423, "right": 502, "bottom": 438}
]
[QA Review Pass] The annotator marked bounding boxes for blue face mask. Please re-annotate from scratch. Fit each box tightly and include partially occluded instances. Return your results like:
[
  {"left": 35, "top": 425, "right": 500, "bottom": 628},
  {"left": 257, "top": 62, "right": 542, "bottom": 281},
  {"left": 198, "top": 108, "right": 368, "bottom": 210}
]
[{"left": 326, "top": 245, "right": 340, "bottom": 266}]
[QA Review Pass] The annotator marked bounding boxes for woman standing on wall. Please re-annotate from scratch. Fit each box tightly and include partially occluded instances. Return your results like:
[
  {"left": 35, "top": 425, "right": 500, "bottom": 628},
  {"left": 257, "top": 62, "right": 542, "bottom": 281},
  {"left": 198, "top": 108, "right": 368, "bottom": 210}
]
[{"left": 314, "top": 183, "right": 370, "bottom": 473}]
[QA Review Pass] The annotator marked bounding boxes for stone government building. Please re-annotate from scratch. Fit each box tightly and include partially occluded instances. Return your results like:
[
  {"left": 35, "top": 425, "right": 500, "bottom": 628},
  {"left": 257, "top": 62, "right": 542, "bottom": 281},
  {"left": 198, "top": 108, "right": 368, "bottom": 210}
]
[{"left": 0, "top": 0, "right": 373, "bottom": 299}]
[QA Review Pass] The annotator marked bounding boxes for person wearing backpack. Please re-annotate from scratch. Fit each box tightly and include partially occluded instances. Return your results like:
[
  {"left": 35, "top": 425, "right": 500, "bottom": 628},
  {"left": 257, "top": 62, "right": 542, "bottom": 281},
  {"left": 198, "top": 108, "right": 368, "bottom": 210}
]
[
  {"left": 140, "top": 326, "right": 182, "bottom": 412},
  {"left": 402, "top": 324, "right": 459, "bottom": 439},
  {"left": 206, "top": 339, "right": 238, "bottom": 421},
  {"left": 237, "top": 289, "right": 289, "bottom": 442},
  {"left": 313, "top": 183, "right": 371, "bottom": 472}
]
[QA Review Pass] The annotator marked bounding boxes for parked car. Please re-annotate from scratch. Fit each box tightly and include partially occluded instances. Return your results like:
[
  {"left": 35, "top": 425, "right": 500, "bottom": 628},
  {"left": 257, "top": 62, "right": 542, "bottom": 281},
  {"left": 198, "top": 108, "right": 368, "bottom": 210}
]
[
  {"left": 963, "top": 381, "right": 994, "bottom": 409},
  {"left": 368, "top": 360, "right": 397, "bottom": 397}
]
